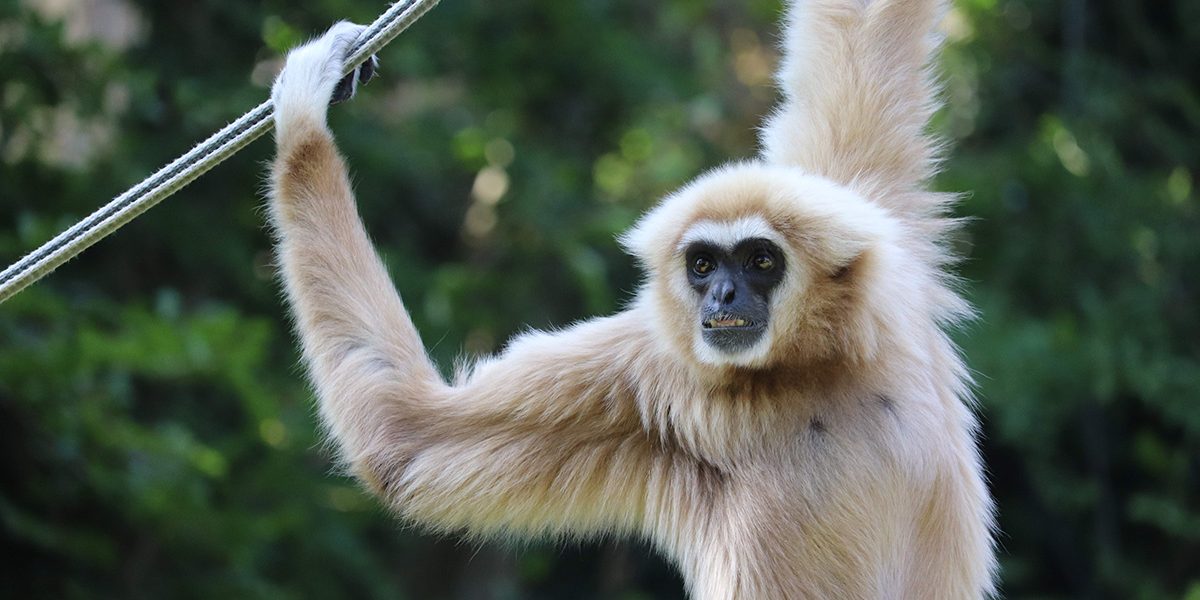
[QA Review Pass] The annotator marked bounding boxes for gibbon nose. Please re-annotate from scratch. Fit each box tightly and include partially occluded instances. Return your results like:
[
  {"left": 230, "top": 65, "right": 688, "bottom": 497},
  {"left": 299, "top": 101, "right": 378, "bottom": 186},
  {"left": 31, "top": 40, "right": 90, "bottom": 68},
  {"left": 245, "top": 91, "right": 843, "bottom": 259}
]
[{"left": 712, "top": 279, "right": 736, "bottom": 305}]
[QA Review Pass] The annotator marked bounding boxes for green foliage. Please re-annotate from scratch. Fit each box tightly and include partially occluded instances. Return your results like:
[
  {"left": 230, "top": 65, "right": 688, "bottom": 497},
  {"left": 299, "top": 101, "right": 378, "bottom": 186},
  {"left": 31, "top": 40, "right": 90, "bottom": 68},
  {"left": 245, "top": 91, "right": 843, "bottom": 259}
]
[
  {"left": 938, "top": 2, "right": 1200, "bottom": 598},
  {"left": 1, "top": 0, "right": 1196, "bottom": 598}
]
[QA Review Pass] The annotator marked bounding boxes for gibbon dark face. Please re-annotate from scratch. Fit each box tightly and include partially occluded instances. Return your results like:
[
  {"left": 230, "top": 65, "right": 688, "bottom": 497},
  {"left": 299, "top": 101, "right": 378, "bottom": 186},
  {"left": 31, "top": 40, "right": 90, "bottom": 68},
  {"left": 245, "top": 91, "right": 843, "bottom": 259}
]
[{"left": 685, "top": 238, "right": 785, "bottom": 353}]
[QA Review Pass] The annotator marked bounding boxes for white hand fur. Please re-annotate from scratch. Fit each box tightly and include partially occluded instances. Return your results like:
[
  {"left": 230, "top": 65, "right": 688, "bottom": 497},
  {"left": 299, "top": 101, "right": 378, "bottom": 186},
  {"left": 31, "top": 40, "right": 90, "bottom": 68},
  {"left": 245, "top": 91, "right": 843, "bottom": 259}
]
[{"left": 271, "top": 21, "right": 369, "bottom": 142}]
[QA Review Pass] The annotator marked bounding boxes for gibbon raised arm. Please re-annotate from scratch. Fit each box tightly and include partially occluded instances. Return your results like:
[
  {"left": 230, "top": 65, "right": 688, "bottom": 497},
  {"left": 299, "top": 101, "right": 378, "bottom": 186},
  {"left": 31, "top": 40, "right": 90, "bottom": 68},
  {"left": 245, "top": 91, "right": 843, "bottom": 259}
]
[
  {"left": 763, "top": 0, "right": 946, "bottom": 201},
  {"left": 269, "top": 23, "right": 697, "bottom": 539},
  {"left": 268, "top": 2, "right": 996, "bottom": 598}
]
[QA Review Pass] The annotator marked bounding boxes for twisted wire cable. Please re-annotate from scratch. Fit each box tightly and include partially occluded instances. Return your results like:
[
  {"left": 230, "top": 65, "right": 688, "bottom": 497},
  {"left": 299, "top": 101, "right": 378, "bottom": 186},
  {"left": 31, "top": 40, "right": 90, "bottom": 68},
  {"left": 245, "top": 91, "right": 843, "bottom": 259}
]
[{"left": 0, "top": 0, "right": 440, "bottom": 303}]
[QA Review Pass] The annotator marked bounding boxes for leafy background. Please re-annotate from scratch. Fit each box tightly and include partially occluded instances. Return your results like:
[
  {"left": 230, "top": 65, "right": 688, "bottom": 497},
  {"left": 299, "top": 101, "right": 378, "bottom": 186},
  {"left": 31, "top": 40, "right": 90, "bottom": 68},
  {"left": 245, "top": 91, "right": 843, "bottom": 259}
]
[{"left": 1, "top": 0, "right": 1197, "bottom": 598}]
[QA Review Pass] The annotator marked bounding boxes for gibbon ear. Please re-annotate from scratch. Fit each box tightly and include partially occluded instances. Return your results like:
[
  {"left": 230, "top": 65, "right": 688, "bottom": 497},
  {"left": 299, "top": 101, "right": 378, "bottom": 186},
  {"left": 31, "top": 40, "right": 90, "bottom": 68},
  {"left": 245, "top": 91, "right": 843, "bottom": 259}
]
[
  {"left": 830, "top": 256, "right": 857, "bottom": 281},
  {"left": 618, "top": 197, "right": 683, "bottom": 267},
  {"left": 617, "top": 216, "right": 652, "bottom": 262},
  {"left": 794, "top": 199, "right": 894, "bottom": 281}
]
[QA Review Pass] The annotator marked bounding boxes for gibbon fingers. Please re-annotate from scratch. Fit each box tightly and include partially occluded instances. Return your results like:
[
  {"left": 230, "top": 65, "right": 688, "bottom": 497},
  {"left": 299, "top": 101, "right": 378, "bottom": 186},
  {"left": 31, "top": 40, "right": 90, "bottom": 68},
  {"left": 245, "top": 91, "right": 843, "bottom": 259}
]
[{"left": 267, "top": 1, "right": 996, "bottom": 599}]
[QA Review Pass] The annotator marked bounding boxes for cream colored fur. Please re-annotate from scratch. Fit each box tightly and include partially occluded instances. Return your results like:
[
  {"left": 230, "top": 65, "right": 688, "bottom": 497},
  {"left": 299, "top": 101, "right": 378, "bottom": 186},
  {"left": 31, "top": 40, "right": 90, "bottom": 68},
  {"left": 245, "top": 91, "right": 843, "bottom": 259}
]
[{"left": 267, "top": 2, "right": 997, "bottom": 598}]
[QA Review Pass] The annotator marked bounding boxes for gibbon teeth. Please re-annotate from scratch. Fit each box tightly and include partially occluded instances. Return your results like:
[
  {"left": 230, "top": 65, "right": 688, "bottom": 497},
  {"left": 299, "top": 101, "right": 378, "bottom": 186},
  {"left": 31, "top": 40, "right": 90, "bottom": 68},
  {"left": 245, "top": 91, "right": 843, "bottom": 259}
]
[{"left": 707, "top": 318, "right": 747, "bottom": 328}]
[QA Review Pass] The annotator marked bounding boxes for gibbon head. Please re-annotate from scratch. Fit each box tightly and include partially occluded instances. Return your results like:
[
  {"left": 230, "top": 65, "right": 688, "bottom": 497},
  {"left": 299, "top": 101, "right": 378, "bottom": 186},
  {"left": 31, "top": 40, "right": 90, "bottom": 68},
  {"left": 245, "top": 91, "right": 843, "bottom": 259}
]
[{"left": 622, "top": 162, "right": 904, "bottom": 369}]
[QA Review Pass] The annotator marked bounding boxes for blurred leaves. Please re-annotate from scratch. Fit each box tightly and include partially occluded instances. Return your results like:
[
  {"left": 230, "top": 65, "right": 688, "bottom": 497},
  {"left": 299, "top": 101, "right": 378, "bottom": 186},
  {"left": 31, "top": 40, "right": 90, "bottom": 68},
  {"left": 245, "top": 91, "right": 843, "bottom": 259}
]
[{"left": 941, "top": 1, "right": 1199, "bottom": 598}]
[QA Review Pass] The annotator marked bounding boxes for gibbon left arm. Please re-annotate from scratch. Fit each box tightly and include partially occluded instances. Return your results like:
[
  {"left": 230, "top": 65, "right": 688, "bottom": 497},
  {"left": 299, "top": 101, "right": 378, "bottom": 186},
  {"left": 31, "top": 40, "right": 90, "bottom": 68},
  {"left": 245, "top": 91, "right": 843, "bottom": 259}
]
[
  {"left": 762, "top": 0, "right": 947, "bottom": 207},
  {"left": 268, "top": 24, "right": 669, "bottom": 538}
]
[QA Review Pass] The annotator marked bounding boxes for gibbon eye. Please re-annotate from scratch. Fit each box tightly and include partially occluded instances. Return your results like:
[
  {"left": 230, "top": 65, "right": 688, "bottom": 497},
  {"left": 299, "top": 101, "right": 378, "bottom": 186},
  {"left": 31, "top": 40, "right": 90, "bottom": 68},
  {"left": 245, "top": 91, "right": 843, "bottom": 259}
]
[
  {"left": 751, "top": 253, "right": 775, "bottom": 271},
  {"left": 692, "top": 256, "right": 715, "bottom": 275}
]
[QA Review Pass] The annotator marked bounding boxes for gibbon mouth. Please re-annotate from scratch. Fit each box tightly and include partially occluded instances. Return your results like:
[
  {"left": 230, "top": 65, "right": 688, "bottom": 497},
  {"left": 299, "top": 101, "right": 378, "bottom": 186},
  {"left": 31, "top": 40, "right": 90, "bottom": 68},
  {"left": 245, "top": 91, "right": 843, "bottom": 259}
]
[
  {"left": 702, "top": 314, "right": 759, "bottom": 329},
  {"left": 701, "top": 314, "right": 767, "bottom": 352}
]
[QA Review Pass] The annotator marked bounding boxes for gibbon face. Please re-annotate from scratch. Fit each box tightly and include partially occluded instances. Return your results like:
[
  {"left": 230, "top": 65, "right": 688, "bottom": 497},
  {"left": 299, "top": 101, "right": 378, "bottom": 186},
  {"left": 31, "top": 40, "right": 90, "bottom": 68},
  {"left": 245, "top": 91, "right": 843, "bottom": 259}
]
[
  {"left": 684, "top": 232, "right": 785, "bottom": 354},
  {"left": 623, "top": 162, "right": 898, "bottom": 368}
]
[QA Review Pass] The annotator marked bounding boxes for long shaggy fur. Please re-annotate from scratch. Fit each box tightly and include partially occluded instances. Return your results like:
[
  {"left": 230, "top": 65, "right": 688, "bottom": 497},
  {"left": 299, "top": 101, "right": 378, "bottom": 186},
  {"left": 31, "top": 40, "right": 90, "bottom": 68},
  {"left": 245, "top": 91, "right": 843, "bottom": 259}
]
[{"left": 267, "top": 3, "right": 997, "bottom": 599}]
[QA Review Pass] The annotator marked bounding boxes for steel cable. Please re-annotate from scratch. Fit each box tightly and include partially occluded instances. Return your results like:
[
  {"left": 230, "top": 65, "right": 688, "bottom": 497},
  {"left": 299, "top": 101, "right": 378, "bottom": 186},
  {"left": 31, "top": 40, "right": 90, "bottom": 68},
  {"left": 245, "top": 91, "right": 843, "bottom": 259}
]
[{"left": 0, "top": 0, "right": 440, "bottom": 303}]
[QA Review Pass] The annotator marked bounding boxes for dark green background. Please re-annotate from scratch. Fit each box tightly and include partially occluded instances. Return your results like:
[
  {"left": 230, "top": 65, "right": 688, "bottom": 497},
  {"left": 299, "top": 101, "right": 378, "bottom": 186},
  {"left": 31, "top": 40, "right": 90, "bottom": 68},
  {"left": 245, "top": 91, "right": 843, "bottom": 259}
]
[{"left": 1, "top": 0, "right": 1197, "bottom": 598}]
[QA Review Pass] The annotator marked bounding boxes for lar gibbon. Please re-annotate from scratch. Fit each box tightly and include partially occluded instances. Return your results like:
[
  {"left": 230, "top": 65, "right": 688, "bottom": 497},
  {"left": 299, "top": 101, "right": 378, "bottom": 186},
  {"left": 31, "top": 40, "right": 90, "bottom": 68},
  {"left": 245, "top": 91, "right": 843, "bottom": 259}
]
[{"left": 267, "top": 0, "right": 996, "bottom": 598}]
